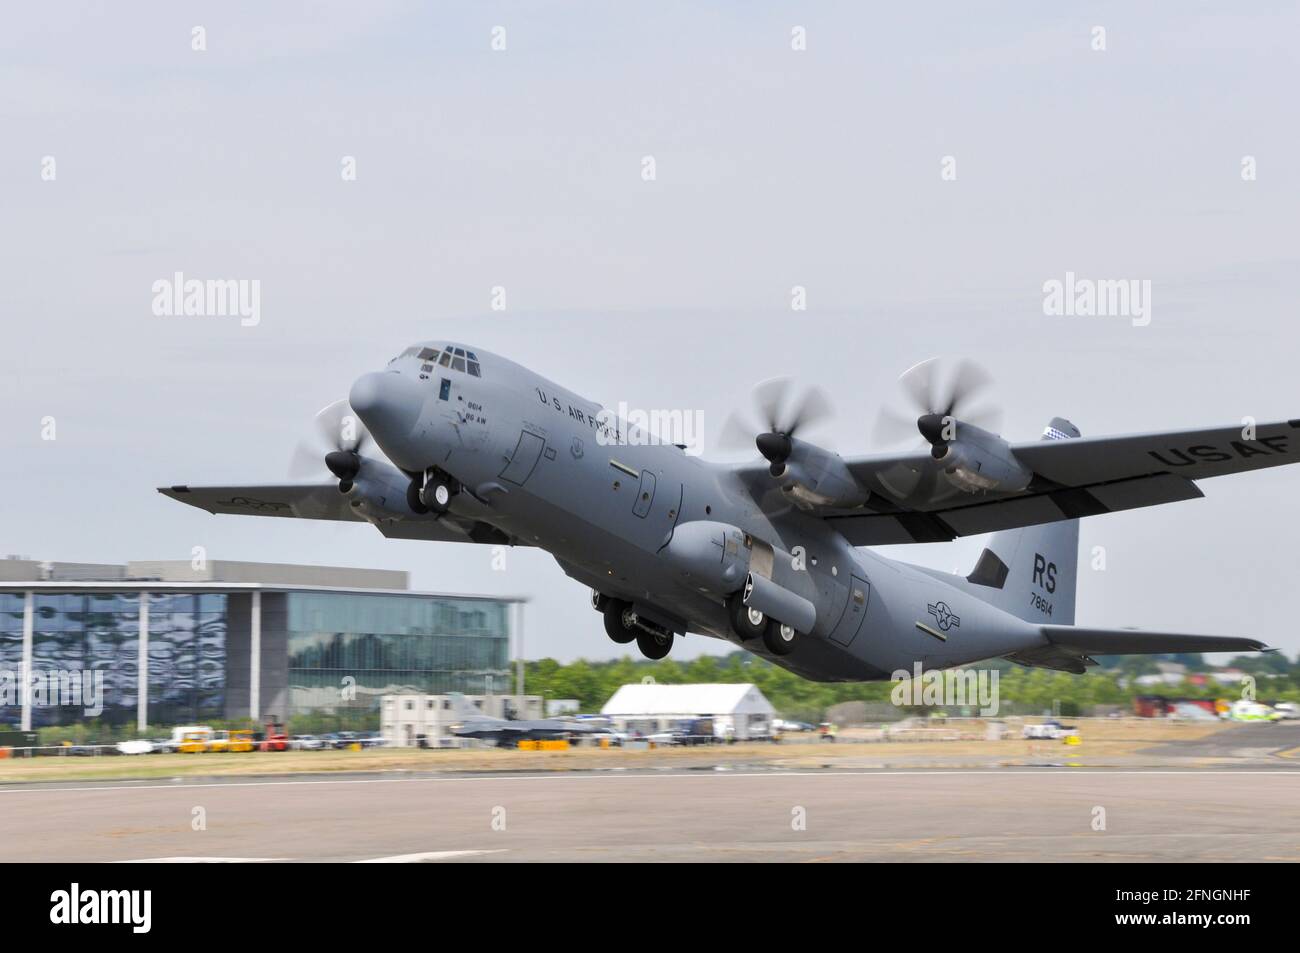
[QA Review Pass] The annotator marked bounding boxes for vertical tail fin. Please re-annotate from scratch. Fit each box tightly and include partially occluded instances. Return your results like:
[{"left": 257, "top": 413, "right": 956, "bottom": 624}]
[
  {"left": 965, "top": 417, "right": 1080, "bottom": 625},
  {"left": 447, "top": 692, "right": 493, "bottom": 722}
]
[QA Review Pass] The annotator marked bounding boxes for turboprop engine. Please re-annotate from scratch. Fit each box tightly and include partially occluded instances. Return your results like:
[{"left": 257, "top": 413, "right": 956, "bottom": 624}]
[
  {"left": 763, "top": 437, "right": 869, "bottom": 509},
  {"left": 917, "top": 416, "right": 1034, "bottom": 494}
]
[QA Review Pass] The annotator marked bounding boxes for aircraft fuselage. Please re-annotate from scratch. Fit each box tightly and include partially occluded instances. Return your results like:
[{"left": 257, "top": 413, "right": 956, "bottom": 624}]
[{"left": 353, "top": 343, "right": 1046, "bottom": 681}]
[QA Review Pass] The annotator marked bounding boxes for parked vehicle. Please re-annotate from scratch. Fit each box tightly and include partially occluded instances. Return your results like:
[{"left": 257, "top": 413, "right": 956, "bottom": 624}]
[
  {"left": 1022, "top": 720, "right": 1075, "bottom": 740},
  {"left": 169, "top": 725, "right": 212, "bottom": 752},
  {"left": 775, "top": 719, "right": 814, "bottom": 733},
  {"left": 260, "top": 723, "right": 289, "bottom": 752},
  {"left": 207, "top": 729, "right": 256, "bottom": 753},
  {"left": 178, "top": 730, "right": 211, "bottom": 754}
]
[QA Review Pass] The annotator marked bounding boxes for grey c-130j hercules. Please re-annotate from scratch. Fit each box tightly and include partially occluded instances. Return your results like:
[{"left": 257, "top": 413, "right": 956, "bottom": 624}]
[{"left": 162, "top": 344, "right": 1293, "bottom": 681}]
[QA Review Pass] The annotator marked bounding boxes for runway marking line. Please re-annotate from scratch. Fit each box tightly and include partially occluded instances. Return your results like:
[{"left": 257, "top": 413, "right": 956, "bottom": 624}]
[
  {"left": 115, "top": 856, "right": 288, "bottom": 863},
  {"left": 3, "top": 768, "right": 1300, "bottom": 796},
  {"left": 353, "top": 850, "right": 506, "bottom": 863}
]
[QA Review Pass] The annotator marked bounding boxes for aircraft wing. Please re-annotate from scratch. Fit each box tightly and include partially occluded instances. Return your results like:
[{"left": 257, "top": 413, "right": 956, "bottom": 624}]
[
  {"left": 1005, "top": 625, "right": 1270, "bottom": 675},
  {"left": 158, "top": 484, "right": 525, "bottom": 545},
  {"left": 795, "top": 418, "right": 1299, "bottom": 545},
  {"left": 160, "top": 484, "right": 366, "bottom": 521}
]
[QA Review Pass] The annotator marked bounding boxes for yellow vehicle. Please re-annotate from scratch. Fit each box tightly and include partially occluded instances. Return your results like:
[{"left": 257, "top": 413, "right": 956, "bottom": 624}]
[
  {"left": 207, "top": 729, "right": 256, "bottom": 753},
  {"left": 178, "top": 729, "right": 211, "bottom": 754}
]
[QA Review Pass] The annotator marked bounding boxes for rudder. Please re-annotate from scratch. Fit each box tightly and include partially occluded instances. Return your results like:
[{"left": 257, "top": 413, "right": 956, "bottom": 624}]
[{"left": 965, "top": 417, "right": 1080, "bottom": 625}]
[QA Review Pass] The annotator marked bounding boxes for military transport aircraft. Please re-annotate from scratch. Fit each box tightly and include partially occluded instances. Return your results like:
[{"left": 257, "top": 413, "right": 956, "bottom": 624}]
[{"left": 161, "top": 344, "right": 1292, "bottom": 681}]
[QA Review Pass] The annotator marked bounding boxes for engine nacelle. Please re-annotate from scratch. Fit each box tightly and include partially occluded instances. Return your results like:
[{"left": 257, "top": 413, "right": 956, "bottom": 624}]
[
  {"left": 344, "top": 462, "right": 427, "bottom": 521},
  {"left": 934, "top": 428, "right": 1033, "bottom": 494},
  {"left": 663, "top": 520, "right": 753, "bottom": 593},
  {"left": 771, "top": 440, "right": 869, "bottom": 509}
]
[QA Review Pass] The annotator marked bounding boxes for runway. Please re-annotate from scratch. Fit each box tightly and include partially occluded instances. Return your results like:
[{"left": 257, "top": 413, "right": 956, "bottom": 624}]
[{"left": 3, "top": 768, "right": 1299, "bottom": 862}]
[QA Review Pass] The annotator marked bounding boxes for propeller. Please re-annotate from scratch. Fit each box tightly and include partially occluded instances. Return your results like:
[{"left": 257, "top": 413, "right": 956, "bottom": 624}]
[
  {"left": 717, "top": 378, "right": 833, "bottom": 474},
  {"left": 288, "top": 398, "right": 374, "bottom": 488},
  {"left": 872, "top": 357, "right": 1001, "bottom": 457}
]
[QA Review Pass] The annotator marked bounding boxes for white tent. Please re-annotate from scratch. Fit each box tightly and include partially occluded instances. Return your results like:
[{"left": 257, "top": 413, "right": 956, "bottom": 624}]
[{"left": 600, "top": 683, "right": 775, "bottom": 740}]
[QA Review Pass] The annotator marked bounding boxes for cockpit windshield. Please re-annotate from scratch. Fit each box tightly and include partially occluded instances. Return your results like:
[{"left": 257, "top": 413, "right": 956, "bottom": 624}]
[{"left": 390, "top": 345, "right": 481, "bottom": 377}]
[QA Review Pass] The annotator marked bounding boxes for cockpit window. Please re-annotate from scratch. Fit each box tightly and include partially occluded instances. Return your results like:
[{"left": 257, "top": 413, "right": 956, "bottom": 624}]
[{"left": 409, "top": 344, "right": 484, "bottom": 376}]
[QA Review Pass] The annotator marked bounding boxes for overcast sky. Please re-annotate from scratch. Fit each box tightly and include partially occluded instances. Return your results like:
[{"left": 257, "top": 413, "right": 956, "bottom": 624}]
[{"left": 3, "top": 2, "right": 1298, "bottom": 661}]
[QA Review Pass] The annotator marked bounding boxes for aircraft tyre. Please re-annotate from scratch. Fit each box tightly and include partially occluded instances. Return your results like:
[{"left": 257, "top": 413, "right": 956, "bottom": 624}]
[
  {"left": 763, "top": 621, "right": 798, "bottom": 657},
  {"left": 406, "top": 481, "right": 429, "bottom": 515},
  {"left": 603, "top": 600, "right": 638, "bottom": 644},
  {"left": 420, "top": 476, "right": 454, "bottom": 514},
  {"left": 727, "top": 592, "right": 767, "bottom": 641},
  {"left": 636, "top": 630, "right": 672, "bottom": 660}
]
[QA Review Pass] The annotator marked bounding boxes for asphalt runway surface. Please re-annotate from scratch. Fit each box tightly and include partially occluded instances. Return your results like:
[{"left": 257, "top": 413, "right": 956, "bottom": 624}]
[{"left": 3, "top": 767, "right": 1299, "bottom": 862}]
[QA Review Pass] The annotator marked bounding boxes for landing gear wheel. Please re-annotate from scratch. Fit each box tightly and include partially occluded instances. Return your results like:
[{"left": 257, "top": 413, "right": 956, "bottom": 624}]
[
  {"left": 636, "top": 630, "right": 673, "bottom": 660},
  {"left": 406, "top": 481, "right": 429, "bottom": 515},
  {"left": 727, "top": 593, "right": 767, "bottom": 641},
  {"left": 763, "top": 621, "right": 798, "bottom": 657},
  {"left": 420, "top": 477, "right": 453, "bottom": 514},
  {"left": 603, "top": 600, "right": 637, "bottom": 644}
]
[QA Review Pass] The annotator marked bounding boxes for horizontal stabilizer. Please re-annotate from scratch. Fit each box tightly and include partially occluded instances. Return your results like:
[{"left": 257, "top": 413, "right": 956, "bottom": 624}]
[
  {"left": 1005, "top": 625, "right": 1267, "bottom": 674},
  {"left": 1040, "top": 625, "right": 1267, "bottom": 656}
]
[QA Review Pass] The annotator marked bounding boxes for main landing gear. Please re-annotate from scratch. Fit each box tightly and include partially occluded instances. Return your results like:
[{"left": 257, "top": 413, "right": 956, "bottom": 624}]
[
  {"left": 595, "top": 593, "right": 674, "bottom": 660},
  {"left": 726, "top": 592, "right": 799, "bottom": 657}
]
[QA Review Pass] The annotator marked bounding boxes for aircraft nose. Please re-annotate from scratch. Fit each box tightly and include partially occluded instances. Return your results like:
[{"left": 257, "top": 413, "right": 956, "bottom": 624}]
[{"left": 349, "top": 371, "right": 424, "bottom": 448}]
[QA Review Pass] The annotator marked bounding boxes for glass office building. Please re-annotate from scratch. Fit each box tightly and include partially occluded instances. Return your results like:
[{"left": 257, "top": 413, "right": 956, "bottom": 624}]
[{"left": 0, "top": 560, "right": 519, "bottom": 731}]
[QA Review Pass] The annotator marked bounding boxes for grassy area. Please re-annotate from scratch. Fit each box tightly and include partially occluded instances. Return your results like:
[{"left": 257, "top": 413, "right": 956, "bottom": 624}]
[{"left": 0, "top": 718, "right": 1234, "bottom": 784}]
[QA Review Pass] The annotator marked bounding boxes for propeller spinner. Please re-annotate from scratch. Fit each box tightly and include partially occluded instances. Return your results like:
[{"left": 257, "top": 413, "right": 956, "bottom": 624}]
[
  {"left": 288, "top": 399, "right": 374, "bottom": 490},
  {"left": 873, "top": 357, "right": 1001, "bottom": 457},
  {"left": 718, "top": 378, "right": 833, "bottom": 475}
]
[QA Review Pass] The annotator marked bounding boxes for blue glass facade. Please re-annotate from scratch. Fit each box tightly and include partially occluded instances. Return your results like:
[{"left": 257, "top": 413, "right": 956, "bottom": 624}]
[
  {"left": 285, "top": 592, "right": 511, "bottom": 713},
  {"left": 0, "top": 593, "right": 141, "bottom": 727},
  {"left": 0, "top": 588, "right": 512, "bottom": 729},
  {"left": 146, "top": 593, "right": 228, "bottom": 726},
  {"left": 0, "top": 594, "right": 26, "bottom": 726}
]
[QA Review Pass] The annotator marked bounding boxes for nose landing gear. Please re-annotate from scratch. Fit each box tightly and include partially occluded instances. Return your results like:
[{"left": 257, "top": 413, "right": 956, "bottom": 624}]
[{"left": 410, "top": 468, "right": 458, "bottom": 515}]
